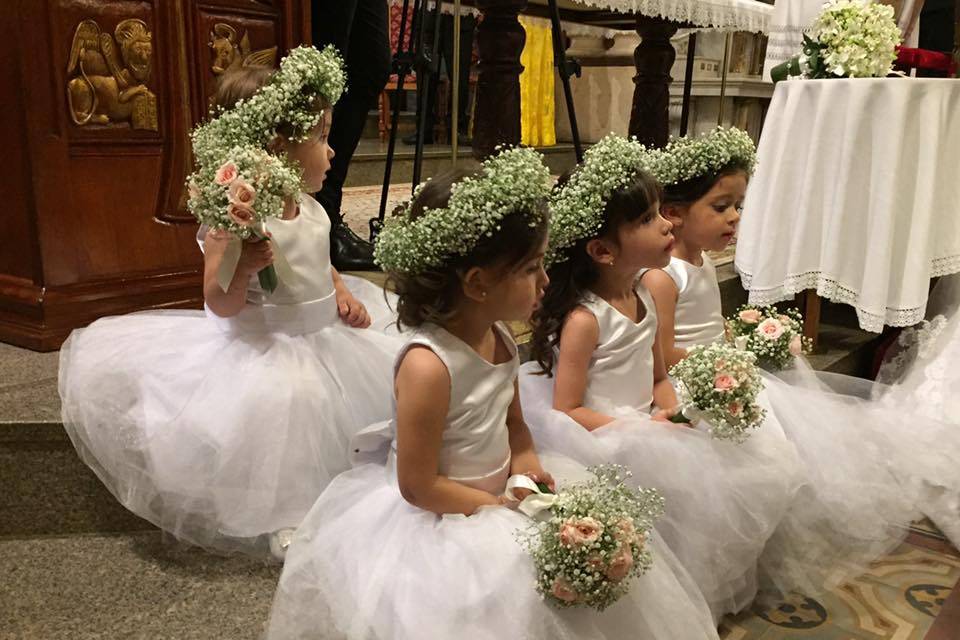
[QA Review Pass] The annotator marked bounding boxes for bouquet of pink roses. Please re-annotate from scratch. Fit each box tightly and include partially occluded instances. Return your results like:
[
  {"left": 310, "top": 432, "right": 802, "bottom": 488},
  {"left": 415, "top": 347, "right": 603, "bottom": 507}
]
[
  {"left": 669, "top": 342, "right": 766, "bottom": 443},
  {"left": 186, "top": 145, "right": 301, "bottom": 292},
  {"left": 516, "top": 465, "right": 664, "bottom": 611},
  {"left": 727, "top": 305, "right": 810, "bottom": 371}
]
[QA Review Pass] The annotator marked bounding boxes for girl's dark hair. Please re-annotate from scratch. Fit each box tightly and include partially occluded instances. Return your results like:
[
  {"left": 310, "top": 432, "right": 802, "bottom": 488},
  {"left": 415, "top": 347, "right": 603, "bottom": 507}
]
[
  {"left": 529, "top": 169, "right": 661, "bottom": 376},
  {"left": 661, "top": 158, "right": 751, "bottom": 207},
  {"left": 389, "top": 166, "right": 550, "bottom": 330},
  {"left": 212, "top": 66, "right": 331, "bottom": 139}
]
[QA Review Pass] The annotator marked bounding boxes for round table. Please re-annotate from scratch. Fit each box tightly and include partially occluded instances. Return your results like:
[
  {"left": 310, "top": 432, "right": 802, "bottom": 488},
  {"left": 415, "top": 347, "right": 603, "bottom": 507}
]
[{"left": 735, "top": 78, "right": 960, "bottom": 334}]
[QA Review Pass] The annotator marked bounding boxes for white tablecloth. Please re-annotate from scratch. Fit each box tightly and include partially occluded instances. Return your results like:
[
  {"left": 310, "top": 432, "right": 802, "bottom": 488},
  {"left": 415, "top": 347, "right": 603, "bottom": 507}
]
[
  {"left": 559, "top": 0, "right": 772, "bottom": 32},
  {"left": 735, "top": 78, "right": 960, "bottom": 332}
]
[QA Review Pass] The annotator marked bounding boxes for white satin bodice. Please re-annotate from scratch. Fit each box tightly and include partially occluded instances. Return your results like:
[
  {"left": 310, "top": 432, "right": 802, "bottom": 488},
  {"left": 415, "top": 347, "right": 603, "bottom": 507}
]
[
  {"left": 197, "top": 193, "right": 335, "bottom": 306},
  {"left": 349, "top": 323, "right": 518, "bottom": 493},
  {"left": 664, "top": 253, "right": 725, "bottom": 349},
  {"left": 580, "top": 284, "right": 658, "bottom": 416}
]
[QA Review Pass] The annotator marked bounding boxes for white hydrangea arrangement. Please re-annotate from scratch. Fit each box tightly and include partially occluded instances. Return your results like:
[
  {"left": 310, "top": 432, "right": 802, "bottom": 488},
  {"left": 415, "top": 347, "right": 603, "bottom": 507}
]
[
  {"left": 547, "top": 134, "right": 654, "bottom": 266},
  {"left": 669, "top": 342, "right": 766, "bottom": 443},
  {"left": 517, "top": 465, "right": 664, "bottom": 611},
  {"left": 185, "top": 45, "right": 345, "bottom": 291},
  {"left": 374, "top": 146, "right": 552, "bottom": 275},
  {"left": 646, "top": 127, "right": 757, "bottom": 187},
  {"left": 771, "top": 0, "right": 902, "bottom": 81},
  {"left": 191, "top": 45, "right": 346, "bottom": 168},
  {"left": 727, "top": 305, "right": 811, "bottom": 371}
]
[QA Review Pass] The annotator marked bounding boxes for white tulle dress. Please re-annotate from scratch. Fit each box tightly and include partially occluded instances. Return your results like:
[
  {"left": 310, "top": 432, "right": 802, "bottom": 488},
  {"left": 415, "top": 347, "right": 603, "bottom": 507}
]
[
  {"left": 663, "top": 253, "right": 919, "bottom": 592},
  {"left": 807, "top": 273, "right": 960, "bottom": 549},
  {"left": 520, "top": 283, "right": 803, "bottom": 621},
  {"left": 58, "top": 195, "right": 404, "bottom": 557},
  {"left": 266, "top": 322, "right": 721, "bottom": 640}
]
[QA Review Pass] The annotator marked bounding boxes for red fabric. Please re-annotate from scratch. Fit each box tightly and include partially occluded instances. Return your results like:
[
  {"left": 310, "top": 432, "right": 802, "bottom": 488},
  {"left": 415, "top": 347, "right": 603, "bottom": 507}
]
[
  {"left": 389, "top": 3, "right": 414, "bottom": 53},
  {"left": 895, "top": 46, "right": 957, "bottom": 75}
]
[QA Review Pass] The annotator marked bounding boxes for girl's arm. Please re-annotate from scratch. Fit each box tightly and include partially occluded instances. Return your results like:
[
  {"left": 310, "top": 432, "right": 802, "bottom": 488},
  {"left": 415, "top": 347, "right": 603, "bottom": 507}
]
[
  {"left": 553, "top": 308, "right": 616, "bottom": 431},
  {"left": 641, "top": 269, "right": 687, "bottom": 368},
  {"left": 505, "top": 379, "right": 555, "bottom": 491},
  {"left": 395, "top": 346, "right": 504, "bottom": 515},
  {"left": 202, "top": 232, "right": 273, "bottom": 318},
  {"left": 330, "top": 267, "right": 371, "bottom": 328},
  {"left": 651, "top": 327, "right": 681, "bottom": 421}
]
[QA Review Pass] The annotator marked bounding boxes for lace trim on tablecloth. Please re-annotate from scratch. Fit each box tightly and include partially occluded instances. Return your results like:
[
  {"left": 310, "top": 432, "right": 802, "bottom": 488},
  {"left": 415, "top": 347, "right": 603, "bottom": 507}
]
[
  {"left": 563, "top": 0, "right": 771, "bottom": 33},
  {"left": 736, "top": 254, "right": 960, "bottom": 333}
]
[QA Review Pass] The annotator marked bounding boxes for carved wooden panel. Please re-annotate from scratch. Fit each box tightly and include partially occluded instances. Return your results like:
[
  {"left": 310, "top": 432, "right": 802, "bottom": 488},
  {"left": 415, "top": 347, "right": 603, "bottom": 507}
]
[{"left": 1, "top": 0, "right": 309, "bottom": 350}]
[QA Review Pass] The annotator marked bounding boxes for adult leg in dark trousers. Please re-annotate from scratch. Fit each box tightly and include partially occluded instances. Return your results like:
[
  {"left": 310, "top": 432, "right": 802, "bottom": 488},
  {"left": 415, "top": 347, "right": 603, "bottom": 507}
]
[
  {"left": 403, "top": 13, "right": 476, "bottom": 145},
  {"left": 312, "top": 0, "right": 391, "bottom": 270}
]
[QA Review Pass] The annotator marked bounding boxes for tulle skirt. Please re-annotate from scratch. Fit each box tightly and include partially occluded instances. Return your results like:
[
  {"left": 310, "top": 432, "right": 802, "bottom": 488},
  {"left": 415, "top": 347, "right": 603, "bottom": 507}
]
[
  {"left": 519, "top": 365, "right": 803, "bottom": 620},
  {"left": 769, "top": 357, "right": 959, "bottom": 553},
  {"left": 265, "top": 451, "right": 720, "bottom": 640},
  {"left": 59, "top": 275, "right": 404, "bottom": 557}
]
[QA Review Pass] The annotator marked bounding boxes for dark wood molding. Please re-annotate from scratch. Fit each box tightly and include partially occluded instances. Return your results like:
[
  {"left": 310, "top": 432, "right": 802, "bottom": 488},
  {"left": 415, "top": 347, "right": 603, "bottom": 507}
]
[{"left": 472, "top": 0, "right": 528, "bottom": 159}]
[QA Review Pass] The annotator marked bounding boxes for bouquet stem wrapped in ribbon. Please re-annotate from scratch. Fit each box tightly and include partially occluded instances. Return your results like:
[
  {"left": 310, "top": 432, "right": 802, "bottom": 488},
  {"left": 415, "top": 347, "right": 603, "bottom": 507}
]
[
  {"left": 188, "top": 147, "right": 301, "bottom": 293},
  {"left": 668, "top": 342, "right": 766, "bottom": 443},
  {"left": 771, "top": 0, "right": 901, "bottom": 82},
  {"left": 513, "top": 465, "right": 664, "bottom": 611}
]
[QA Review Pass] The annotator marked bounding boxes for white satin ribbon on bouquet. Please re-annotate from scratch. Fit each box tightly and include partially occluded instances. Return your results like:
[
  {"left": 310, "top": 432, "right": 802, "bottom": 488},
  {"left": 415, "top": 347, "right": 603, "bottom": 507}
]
[
  {"left": 215, "top": 222, "right": 295, "bottom": 293},
  {"left": 504, "top": 474, "right": 557, "bottom": 522}
]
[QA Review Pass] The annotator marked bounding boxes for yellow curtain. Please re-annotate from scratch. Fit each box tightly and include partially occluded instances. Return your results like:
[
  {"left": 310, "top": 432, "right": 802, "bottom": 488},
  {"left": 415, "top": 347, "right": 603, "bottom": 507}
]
[{"left": 519, "top": 17, "right": 556, "bottom": 147}]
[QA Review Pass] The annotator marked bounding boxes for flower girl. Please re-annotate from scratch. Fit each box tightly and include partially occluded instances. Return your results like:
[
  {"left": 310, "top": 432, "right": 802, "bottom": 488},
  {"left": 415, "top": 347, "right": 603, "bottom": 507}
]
[
  {"left": 640, "top": 126, "right": 921, "bottom": 590},
  {"left": 58, "top": 46, "right": 402, "bottom": 559},
  {"left": 520, "top": 134, "right": 802, "bottom": 621},
  {"left": 266, "top": 148, "right": 720, "bottom": 640}
]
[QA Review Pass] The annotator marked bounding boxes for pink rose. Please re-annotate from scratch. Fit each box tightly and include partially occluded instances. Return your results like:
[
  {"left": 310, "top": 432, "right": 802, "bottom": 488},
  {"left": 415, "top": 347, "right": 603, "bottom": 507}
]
[
  {"left": 558, "top": 517, "right": 603, "bottom": 547},
  {"left": 739, "top": 308, "right": 762, "bottom": 324},
  {"left": 789, "top": 334, "right": 804, "bottom": 356},
  {"left": 614, "top": 518, "right": 637, "bottom": 545},
  {"left": 605, "top": 546, "right": 635, "bottom": 582},
  {"left": 727, "top": 401, "right": 743, "bottom": 417},
  {"left": 227, "top": 202, "right": 255, "bottom": 227},
  {"left": 550, "top": 577, "right": 579, "bottom": 603},
  {"left": 757, "top": 318, "right": 785, "bottom": 340},
  {"left": 228, "top": 179, "right": 257, "bottom": 207},
  {"left": 215, "top": 161, "right": 239, "bottom": 185},
  {"left": 714, "top": 373, "right": 740, "bottom": 392},
  {"left": 779, "top": 314, "right": 793, "bottom": 326}
]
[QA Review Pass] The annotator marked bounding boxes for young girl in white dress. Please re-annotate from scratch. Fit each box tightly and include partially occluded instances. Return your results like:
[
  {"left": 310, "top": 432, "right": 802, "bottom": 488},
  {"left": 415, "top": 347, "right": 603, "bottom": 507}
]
[
  {"left": 519, "top": 134, "right": 802, "bottom": 622},
  {"left": 58, "top": 48, "right": 402, "bottom": 559},
  {"left": 265, "top": 148, "right": 721, "bottom": 640},
  {"left": 640, "top": 126, "right": 923, "bottom": 590}
]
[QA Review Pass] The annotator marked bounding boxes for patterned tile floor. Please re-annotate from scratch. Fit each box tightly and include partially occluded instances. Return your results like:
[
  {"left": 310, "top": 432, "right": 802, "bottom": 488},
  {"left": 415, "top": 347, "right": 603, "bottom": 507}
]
[{"left": 719, "top": 524, "right": 960, "bottom": 640}]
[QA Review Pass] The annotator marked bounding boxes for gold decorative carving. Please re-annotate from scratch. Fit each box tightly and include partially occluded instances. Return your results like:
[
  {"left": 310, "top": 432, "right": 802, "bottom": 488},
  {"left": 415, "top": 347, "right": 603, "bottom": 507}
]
[
  {"left": 66, "top": 18, "right": 158, "bottom": 131},
  {"left": 209, "top": 24, "right": 278, "bottom": 75}
]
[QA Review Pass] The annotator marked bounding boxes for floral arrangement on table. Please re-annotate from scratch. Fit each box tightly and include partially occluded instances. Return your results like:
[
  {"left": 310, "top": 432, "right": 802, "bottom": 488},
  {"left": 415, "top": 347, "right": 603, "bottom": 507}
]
[
  {"left": 771, "top": 0, "right": 902, "bottom": 82},
  {"left": 516, "top": 465, "right": 664, "bottom": 611},
  {"left": 186, "top": 45, "right": 346, "bottom": 292},
  {"left": 669, "top": 342, "right": 766, "bottom": 443},
  {"left": 727, "top": 305, "right": 810, "bottom": 371}
]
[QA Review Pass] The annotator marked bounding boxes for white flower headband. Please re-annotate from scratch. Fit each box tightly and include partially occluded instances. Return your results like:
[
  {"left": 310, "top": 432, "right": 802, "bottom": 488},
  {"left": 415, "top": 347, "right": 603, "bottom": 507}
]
[
  {"left": 191, "top": 45, "right": 347, "bottom": 169},
  {"left": 646, "top": 126, "right": 756, "bottom": 188},
  {"left": 546, "top": 134, "right": 653, "bottom": 266},
  {"left": 374, "top": 146, "right": 552, "bottom": 276}
]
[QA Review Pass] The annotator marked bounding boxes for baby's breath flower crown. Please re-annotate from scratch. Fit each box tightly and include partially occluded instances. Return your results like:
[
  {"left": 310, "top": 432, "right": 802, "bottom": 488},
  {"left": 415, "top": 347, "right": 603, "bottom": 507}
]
[
  {"left": 191, "top": 45, "right": 347, "bottom": 168},
  {"left": 373, "top": 146, "right": 552, "bottom": 276},
  {"left": 547, "top": 134, "right": 652, "bottom": 266},
  {"left": 647, "top": 126, "right": 756, "bottom": 188}
]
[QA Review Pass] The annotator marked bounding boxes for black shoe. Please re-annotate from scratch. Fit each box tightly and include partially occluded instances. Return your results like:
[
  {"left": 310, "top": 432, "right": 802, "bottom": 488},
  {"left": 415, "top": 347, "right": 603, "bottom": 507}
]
[
  {"left": 330, "top": 222, "right": 378, "bottom": 271},
  {"left": 402, "top": 132, "right": 435, "bottom": 145}
]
